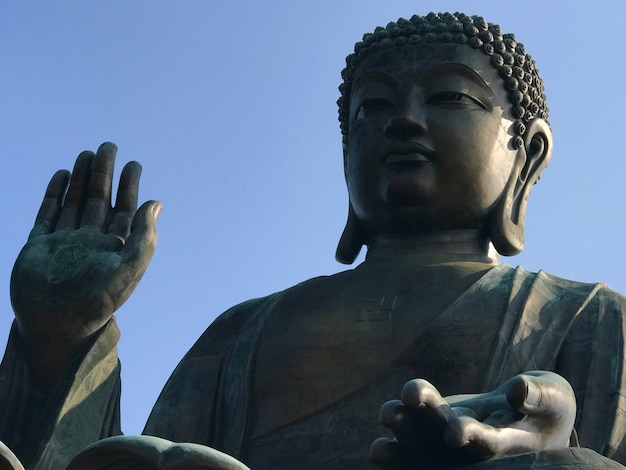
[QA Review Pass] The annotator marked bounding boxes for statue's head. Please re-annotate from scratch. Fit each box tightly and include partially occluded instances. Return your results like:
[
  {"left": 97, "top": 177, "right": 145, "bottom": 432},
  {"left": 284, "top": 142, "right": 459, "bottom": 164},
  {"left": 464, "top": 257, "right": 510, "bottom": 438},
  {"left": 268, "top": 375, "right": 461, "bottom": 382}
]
[{"left": 336, "top": 12, "right": 553, "bottom": 264}]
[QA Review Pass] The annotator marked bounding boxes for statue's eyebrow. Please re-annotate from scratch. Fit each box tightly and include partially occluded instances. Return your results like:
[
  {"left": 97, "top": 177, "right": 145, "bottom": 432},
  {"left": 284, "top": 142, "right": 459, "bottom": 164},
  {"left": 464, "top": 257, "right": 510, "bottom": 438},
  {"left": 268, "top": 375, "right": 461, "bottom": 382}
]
[
  {"left": 418, "top": 63, "right": 494, "bottom": 95},
  {"left": 352, "top": 71, "right": 396, "bottom": 92}
]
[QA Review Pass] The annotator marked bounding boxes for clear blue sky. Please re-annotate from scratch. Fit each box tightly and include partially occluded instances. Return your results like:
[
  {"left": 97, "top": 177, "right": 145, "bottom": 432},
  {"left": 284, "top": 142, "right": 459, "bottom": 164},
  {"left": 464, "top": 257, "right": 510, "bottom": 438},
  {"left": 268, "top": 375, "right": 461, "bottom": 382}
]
[{"left": 1, "top": 1, "right": 625, "bottom": 434}]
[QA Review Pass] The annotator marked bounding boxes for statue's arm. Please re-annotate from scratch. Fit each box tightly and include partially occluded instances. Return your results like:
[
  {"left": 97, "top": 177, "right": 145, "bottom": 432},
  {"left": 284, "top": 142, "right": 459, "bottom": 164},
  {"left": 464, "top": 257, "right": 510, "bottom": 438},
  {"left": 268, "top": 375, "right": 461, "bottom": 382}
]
[
  {"left": 9, "top": 142, "right": 160, "bottom": 389},
  {"left": 0, "top": 319, "right": 122, "bottom": 469},
  {"left": 0, "top": 143, "right": 160, "bottom": 468}
]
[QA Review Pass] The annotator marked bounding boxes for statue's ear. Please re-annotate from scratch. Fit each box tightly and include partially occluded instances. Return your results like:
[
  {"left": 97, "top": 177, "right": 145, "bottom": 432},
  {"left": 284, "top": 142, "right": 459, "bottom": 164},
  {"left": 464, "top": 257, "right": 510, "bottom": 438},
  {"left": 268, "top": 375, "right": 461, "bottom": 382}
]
[
  {"left": 337, "top": 141, "right": 365, "bottom": 264},
  {"left": 489, "top": 118, "right": 553, "bottom": 256},
  {"left": 336, "top": 203, "right": 364, "bottom": 264}
]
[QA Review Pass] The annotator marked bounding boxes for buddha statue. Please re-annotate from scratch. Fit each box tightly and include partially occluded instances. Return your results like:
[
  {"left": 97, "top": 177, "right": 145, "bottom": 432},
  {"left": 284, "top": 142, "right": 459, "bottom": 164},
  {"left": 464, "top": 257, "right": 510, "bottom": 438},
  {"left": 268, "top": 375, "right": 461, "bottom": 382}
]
[{"left": 2, "top": 11, "right": 626, "bottom": 470}]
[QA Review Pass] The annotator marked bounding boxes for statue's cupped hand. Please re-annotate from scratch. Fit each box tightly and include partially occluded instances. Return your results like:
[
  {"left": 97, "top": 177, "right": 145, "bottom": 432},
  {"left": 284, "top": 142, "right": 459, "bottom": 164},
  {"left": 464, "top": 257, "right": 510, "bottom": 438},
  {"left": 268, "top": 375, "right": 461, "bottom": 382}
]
[
  {"left": 10, "top": 143, "right": 161, "bottom": 388},
  {"left": 370, "top": 371, "right": 576, "bottom": 469}
]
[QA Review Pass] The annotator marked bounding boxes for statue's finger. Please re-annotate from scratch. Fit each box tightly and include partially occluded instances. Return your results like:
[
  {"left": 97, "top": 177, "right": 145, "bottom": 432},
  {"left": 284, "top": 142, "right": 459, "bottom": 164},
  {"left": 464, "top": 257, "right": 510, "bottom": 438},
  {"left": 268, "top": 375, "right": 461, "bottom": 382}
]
[
  {"left": 481, "top": 408, "right": 520, "bottom": 427},
  {"left": 107, "top": 161, "right": 141, "bottom": 242},
  {"left": 57, "top": 151, "right": 94, "bottom": 230},
  {"left": 401, "top": 379, "right": 454, "bottom": 427},
  {"left": 504, "top": 371, "right": 576, "bottom": 449},
  {"left": 369, "top": 437, "right": 411, "bottom": 469},
  {"left": 380, "top": 400, "right": 411, "bottom": 429},
  {"left": 81, "top": 142, "right": 116, "bottom": 229},
  {"left": 451, "top": 406, "right": 480, "bottom": 420},
  {"left": 505, "top": 371, "right": 576, "bottom": 420},
  {"left": 29, "top": 170, "right": 70, "bottom": 239},
  {"left": 444, "top": 415, "right": 509, "bottom": 458},
  {"left": 445, "top": 412, "right": 564, "bottom": 460},
  {"left": 379, "top": 399, "right": 432, "bottom": 463},
  {"left": 447, "top": 389, "right": 511, "bottom": 422}
]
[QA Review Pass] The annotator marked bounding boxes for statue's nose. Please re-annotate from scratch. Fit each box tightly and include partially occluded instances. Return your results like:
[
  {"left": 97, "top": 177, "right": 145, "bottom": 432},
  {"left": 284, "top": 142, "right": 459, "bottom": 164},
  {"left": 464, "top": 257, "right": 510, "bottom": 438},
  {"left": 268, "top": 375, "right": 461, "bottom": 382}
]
[{"left": 383, "top": 99, "right": 428, "bottom": 141}]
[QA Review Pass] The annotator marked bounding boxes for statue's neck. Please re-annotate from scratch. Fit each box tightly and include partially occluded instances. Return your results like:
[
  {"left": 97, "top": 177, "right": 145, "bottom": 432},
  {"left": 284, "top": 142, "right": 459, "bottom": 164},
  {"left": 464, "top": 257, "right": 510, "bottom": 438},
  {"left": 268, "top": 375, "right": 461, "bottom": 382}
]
[{"left": 364, "top": 229, "right": 500, "bottom": 266}]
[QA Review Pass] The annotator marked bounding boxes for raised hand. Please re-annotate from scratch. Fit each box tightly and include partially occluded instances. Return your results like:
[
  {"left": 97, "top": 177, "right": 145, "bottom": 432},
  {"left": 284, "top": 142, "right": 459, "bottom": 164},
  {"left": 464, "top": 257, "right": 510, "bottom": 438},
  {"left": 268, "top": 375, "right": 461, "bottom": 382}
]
[
  {"left": 370, "top": 371, "right": 576, "bottom": 469},
  {"left": 10, "top": 143, "right": 161, "bottom": 387}
]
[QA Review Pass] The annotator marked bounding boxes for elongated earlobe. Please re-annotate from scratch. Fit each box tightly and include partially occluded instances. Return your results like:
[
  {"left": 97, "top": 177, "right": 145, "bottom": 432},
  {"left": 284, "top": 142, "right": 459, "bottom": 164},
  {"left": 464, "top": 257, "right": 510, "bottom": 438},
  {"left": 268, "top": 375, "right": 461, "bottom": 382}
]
[
  {"left": 489, "top": 119, "right": 553, "bottom": 256},
  {"left": 489, "top": 169, "right": 525, "bottom": 256},
  {"left": 336, "top": 204, "right": 364, "bottom": 264}
]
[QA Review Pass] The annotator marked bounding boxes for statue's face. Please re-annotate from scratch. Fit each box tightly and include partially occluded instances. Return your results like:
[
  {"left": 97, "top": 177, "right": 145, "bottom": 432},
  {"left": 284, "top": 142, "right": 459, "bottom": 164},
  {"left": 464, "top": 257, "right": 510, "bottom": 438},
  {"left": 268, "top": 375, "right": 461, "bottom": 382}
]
[{"left": 346, "top": 43, "right": 517, "bottom": 238}]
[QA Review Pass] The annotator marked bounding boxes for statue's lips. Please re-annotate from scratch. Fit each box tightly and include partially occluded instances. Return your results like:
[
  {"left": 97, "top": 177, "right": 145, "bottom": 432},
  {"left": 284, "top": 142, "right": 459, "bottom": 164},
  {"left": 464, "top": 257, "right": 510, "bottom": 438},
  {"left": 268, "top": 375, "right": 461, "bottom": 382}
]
[
  {"left": 385, "top": 153, "right": 432, "bottom": 164},
  {"left": 381, "top": 142, "right": 435, "bottom": 166}
]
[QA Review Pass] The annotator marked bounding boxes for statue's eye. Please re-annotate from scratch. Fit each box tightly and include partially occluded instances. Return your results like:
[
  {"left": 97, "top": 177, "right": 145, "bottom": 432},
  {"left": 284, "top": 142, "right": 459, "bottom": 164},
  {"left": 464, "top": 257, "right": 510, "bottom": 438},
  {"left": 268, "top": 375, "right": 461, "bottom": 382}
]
[
  {"left": 427, "top": 91, "right": 486, "bottom": 109},
  {"left": 355, "top": 98, "right": 393, "bottom": 119}
]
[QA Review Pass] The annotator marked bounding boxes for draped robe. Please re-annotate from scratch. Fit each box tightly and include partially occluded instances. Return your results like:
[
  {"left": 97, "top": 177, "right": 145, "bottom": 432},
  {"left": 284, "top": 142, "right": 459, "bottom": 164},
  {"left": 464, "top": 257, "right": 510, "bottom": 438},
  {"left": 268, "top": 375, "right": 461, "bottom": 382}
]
[{"left": 2, "top": 264, "right": 626, "bottom": 469}]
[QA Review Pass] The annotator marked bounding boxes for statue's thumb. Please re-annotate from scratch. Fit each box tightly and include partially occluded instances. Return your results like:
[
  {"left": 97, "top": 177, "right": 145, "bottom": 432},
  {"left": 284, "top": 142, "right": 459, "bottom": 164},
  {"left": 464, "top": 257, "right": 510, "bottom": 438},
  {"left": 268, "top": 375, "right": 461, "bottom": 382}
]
[
  {"left": 503, "top": 375, "right": 540, "bottom": 416},
  {"left": 122, "top": 200, "right": 162, "bottom": 263},
  {"left": 506, "top": 372, "right": 575, "bottom": 422}
]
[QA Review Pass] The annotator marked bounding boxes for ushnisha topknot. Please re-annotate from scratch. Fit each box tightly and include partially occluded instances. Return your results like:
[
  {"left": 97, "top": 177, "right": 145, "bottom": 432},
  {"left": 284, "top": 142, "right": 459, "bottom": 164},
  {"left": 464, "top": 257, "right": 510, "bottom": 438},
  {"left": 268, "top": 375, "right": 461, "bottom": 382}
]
[{"left": 338, "top": 12, "right": 549, "bottom": 150}]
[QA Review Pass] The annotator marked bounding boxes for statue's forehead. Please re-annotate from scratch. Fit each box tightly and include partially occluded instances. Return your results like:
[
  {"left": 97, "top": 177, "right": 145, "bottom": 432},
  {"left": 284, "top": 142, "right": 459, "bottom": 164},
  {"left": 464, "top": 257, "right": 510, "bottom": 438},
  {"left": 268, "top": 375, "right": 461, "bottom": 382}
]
[{"left": 354, "top": 44, "right": 491, "bottom": 80}]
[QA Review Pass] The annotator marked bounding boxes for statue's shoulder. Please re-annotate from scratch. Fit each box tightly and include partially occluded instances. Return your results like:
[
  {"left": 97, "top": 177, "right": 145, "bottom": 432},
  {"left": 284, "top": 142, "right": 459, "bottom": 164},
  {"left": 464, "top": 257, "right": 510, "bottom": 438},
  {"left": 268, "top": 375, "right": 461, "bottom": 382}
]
[
  {"left": 187, "top": 270, "right": 353, "bottom": 352},
  {"left": 186, "top": 296, "right": 275, "bottom": 356},
  {"left": 511, "top": 265, "right": 626, "bottom": 312},
  {"left": 537, "top": 268, "right": 624, "bottom": 299},
  {"left": 280, "top": 268, "right": 356, "bottom": 295}
]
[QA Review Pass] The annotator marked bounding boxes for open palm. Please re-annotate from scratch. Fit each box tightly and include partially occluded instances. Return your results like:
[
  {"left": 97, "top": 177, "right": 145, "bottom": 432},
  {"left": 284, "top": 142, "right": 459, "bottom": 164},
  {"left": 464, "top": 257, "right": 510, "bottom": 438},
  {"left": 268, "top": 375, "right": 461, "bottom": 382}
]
[{"left": 10, "top": 143, "right": 160, "bottom": 386}]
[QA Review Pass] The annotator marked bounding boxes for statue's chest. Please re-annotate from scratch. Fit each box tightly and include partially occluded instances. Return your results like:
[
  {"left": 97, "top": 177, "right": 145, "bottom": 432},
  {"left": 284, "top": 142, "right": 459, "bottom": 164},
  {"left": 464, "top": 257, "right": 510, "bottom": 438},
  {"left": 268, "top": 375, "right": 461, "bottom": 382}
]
[{"left": 249, "top": 271, "right": 504, "bottom": 438}]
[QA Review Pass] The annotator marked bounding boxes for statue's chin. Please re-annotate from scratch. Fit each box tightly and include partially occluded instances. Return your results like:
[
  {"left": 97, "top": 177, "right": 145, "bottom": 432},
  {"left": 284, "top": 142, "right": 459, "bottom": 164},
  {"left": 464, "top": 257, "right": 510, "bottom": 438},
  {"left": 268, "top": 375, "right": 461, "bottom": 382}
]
[
  {"left": 383, "top": 181, "right": 429, "bottom": 207},
  {"left": 381, "top": 164, "right": 433, "bottom": 207}
]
